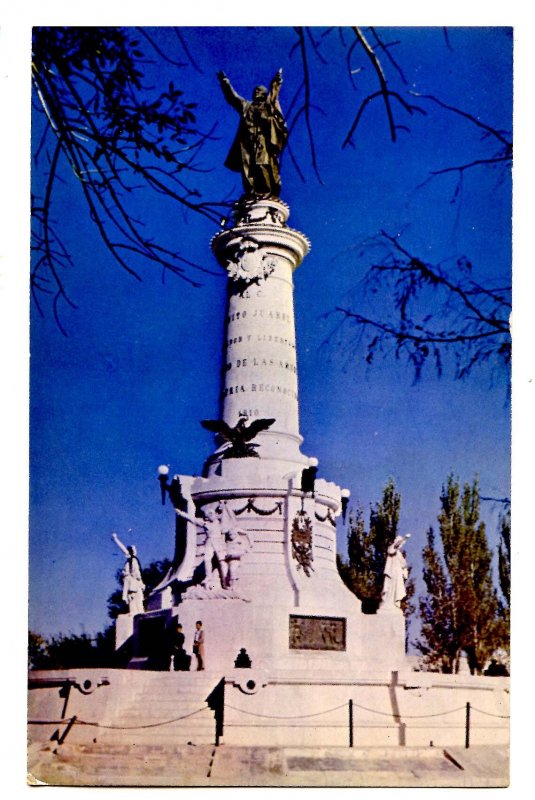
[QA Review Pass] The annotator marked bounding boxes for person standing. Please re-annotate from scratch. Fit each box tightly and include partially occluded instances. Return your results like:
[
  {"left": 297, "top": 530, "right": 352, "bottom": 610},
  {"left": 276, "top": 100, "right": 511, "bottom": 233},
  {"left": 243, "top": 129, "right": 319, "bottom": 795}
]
[
  {"left": 168, "top": 619, "right": 189, "bottom": 671},
  {"left": 193, "top": 620, "right": 205, "bottom": 671}
]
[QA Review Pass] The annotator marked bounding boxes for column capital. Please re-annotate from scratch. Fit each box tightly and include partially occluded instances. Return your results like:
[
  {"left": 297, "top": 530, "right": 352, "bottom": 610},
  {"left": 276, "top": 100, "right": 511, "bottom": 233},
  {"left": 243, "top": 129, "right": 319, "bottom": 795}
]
[{"left": 211, "top": 198, "right": 310, "bottom": 279}]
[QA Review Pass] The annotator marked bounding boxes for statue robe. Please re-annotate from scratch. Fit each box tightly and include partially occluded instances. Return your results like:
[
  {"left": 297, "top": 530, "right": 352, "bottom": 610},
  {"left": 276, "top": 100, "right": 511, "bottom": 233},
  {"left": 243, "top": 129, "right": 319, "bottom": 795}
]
[
  {"left": 382, "top": 546, "right": 408, "bottom": 608},
  {"left": 221, "top": 80, "right": 288, "bottom": 196}
]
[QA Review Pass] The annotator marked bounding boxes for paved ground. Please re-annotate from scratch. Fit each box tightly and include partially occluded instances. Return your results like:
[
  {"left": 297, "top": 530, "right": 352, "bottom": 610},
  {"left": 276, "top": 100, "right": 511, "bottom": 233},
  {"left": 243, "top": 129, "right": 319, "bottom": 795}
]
[{"left": 28, "top": 742, "right": 509, "bottom": 787}]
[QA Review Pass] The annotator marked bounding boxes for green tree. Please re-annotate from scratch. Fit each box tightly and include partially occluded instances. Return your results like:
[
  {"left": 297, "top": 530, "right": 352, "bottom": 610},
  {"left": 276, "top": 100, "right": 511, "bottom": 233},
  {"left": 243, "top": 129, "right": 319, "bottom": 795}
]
[
  {"left": 416, "top": 476, "right": 501, "bottom": 674},
  {"left": 28, "top": 631, "right": 50, "bottom": 670},
  {"left": 417, "top": 528, "right": 460, "bottom": 673},
  {"left": 29, "top": 558, "right": 173, "bottom": 670},
  {"left": 28, "top": 627, "right": 117, "bottom": 670},
  {"left": 497, "top": 509, "right": 511, "bottom": 652},
  {"left": 498, "top": 510, "right": 511, "bottom": 609},
  {"left": 338, "top": 478, "right": 414, "bottom": 625}
]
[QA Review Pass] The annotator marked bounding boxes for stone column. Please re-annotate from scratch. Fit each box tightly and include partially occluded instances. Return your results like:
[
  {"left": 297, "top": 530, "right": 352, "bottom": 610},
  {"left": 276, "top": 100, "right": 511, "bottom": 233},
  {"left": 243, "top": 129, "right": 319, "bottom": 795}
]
[{"left": 211, "top": 198, "right": 310, "bottom": 465}]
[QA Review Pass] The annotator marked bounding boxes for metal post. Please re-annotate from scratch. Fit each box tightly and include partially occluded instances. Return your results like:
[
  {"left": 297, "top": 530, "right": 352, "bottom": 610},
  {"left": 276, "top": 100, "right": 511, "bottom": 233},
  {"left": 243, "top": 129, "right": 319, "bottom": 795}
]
[
  {"left": 207, "top": 678, "right": 225, "bottom": 747},
  {"left": 349, "top": 699, "right": 354, "bottom": 748},
  {"left": 57, "top": 715, "right": 77, "bottom": 746},
  {"left": 465, "top": 702, "right": 471, "bottom": 749}
]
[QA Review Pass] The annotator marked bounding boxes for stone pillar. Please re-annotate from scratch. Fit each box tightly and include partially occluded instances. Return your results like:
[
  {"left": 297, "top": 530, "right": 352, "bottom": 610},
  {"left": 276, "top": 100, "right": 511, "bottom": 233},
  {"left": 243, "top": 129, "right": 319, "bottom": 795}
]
[{"left": 211, "top": 198, "right": 310, "bottom": 465}]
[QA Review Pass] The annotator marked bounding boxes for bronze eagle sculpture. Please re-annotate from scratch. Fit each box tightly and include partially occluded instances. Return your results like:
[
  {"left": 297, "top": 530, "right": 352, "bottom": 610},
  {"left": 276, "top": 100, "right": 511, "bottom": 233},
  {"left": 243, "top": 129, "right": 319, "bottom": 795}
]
[{"left": 201, "top": 416, "right": 276, "bottom": 458}]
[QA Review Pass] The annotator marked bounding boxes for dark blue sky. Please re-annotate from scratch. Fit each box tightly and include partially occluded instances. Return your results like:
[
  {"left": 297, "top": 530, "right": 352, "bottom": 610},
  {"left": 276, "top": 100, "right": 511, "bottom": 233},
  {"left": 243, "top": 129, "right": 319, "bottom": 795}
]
[{"left": 29, "top": 26, "right": 512, "bottom": 639}]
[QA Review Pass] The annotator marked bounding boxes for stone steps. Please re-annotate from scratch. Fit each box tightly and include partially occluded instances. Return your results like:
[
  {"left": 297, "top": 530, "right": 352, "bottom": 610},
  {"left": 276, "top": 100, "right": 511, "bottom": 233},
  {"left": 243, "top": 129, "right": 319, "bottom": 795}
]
[
  {"left": 28, "top": 743, "right": 509, "bottom": 787},
  {"left": 94, "top": 672, "right": 221, "bottom": 747},
  {"left": 29, "top": 742, "right": 216, "bottom": 786}
]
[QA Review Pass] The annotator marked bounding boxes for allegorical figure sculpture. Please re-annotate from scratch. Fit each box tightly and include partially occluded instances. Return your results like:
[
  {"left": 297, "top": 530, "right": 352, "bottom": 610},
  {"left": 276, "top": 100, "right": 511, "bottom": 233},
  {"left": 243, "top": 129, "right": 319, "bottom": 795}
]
[
  {"left": 381, "top": 534, "right": 411, "bottom": 609},
  {"left": 111, "top": 532, "right": 145, "bottom": 615},
  {"left": 217, "top": 69, "right": 288, "bottom": 197},
  {"left": 223, "top": 526, "right": 253, "bottom": 589},
  {"left": 175, "top": 502, "right": 252, "bottom": 591},
  {"left": 175, "top": 507, "right": 226, "bottom": 589}
]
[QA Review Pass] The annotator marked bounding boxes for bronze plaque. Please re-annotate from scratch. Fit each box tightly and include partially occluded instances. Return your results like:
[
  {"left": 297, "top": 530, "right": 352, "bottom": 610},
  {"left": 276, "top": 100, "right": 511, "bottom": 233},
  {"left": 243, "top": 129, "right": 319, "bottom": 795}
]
[{"left": 289, "top": 614, "right": 346, "bottom": 651}]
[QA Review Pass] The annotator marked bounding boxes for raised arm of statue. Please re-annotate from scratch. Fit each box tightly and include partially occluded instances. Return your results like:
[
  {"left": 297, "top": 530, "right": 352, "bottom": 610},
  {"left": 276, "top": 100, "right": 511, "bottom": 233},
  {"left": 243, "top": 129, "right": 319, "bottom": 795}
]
[
  {"left": 111, "top": 531, "right": 129, "bottom": 557},
  {"left": 217, "top": 68, "right": 287, "bottom": 197},
  {"left": 268, "top": 69, "right": 283, "bottom": 106},
  {"left": 217, "top": 71, "right": 245, "bottom": 112},
  {"left": 393, "top": 533, "right": 411, "bottom": 552},
  {"left": 175, "top": 508, "right": 205, "bottom": 528},
  {"left": 381, "top": 534, "right": 411, "bottom": 609}
]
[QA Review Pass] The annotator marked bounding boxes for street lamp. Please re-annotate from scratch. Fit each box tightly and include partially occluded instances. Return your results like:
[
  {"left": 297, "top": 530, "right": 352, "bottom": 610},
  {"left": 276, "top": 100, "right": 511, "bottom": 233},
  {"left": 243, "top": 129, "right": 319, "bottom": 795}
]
[
  {"left": 341, "top": 488, "right": 351, "bottom": 523},
  {"left": 301, "top": 456, "right": 319, "bottom": 496},
  {"left": 157, "top": 464, "right": 170, "bottom": 505},
  {"left": 157, "top": 466, "right": 188, "bottom": 509}
]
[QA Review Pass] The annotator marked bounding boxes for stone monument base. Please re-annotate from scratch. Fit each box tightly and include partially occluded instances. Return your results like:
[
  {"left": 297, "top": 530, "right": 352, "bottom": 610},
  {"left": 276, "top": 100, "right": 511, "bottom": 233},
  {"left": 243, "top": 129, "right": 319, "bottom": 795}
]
[
  {"left": 134, "top": 458, "right": 408, "bottom": 676},
  {"left": 28, "top": 667, "right": 509, "bottom": 751},
  {"left": 132, "top": 600, "right": 408, "bottom": 675}
]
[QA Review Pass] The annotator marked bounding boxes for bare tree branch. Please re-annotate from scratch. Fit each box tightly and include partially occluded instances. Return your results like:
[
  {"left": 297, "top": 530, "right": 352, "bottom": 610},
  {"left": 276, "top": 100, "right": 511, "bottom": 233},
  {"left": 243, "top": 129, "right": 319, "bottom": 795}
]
[
  {"left": 31, "top": 27, "right": 225, "bottom": 331},
  {"left": 289, "top": 27, "right": 323, "bottom": 183},
  {"left": 352, "top": 26, "right": 397, "bottom": 142},
  {"left": 331, "top": 231, "right": 511, "bottom": 382},
  {"left": 342, "top": 27, "right": 426, "bottom": 149},
  {"left": 410, "top": 92, "right": 512, "bottom": 152},
  {"left": 173, "top": 27, "right": 204, "bottom": 74},
  {"left": 368, "top": 27, "right": 408, "bottom": 86},
  {"left": 135, "top": 28, "right": 188, "bottom": 68}
]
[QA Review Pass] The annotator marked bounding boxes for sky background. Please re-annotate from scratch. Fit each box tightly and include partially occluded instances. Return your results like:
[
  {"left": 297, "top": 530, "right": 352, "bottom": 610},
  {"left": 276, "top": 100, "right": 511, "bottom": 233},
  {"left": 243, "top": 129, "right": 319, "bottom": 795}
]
[{"left": 26, "top": 25, "right": 513, "bottom": 644}]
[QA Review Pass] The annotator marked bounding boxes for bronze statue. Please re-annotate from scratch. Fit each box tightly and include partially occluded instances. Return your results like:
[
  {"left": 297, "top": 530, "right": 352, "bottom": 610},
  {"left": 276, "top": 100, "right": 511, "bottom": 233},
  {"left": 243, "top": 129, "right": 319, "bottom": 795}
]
[
  {"left": 201, "top": 415, "right": 276, "bottom": 458},
  {"left": 217, "top": 69, "right": 288, "bottom": 198}
]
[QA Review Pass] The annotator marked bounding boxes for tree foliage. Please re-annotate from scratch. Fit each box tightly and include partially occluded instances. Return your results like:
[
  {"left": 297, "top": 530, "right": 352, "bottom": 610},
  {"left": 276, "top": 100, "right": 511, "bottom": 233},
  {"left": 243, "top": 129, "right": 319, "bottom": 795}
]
[
  {"left": 497, "top": 509, "right": 511, "bottom": 648},
  {"left": 498, "top": 509, "right": 511, "bottom": 608},
  {"left": 28, "top": 627, "right": 117, "bottom": 670},
  {"left": 31, "top": 26, "right": 222, "bottom": 332},
  {"left": 34, "top": 24, "right": 422, "bottom": 325},
  {"left": 416, "top": 476, "right": 504, "bottom": 674},
  {"left": 29, "top": 557, "right": 173, "bottom": 669},
  {"left": 337, "top": 478, "right": 415, "bottom": 625}
]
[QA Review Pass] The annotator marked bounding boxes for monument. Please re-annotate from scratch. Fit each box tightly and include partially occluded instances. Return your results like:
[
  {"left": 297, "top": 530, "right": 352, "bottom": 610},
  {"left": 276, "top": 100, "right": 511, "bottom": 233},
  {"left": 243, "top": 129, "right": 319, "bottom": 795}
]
[
  {"left": 28, "top": 69, "right": 509, "bottom": 768},
  {"left": 117, "top": 69, "right": 409, "bottom": 674}
]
